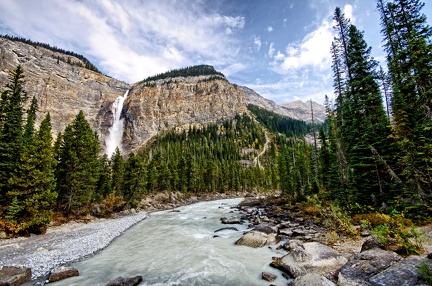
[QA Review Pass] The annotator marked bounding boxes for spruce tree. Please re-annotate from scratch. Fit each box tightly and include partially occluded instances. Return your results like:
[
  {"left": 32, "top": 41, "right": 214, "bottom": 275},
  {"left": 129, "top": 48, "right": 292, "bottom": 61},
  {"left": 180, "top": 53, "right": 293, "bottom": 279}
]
[
  {"left": 110, "top": 147, "right": 125, "bottom": 196},
  {"left": 96, "top": 154, "right": 112, "bottom": 200},
  {"left": 0, "top": 65, "right": 28, "bottom": 205},
  {"left": 344, "top": 24, "right": 395, "bottom": 205},
  {"left": 56, "top": 111, "right": 100, "bottom": 216},
  {"left": 377, "top": 0, "right": 432, "bottom": 206},
  {"left": 23, "top": 96, "right": 38, "bottom": 146},
  {"left": 8, "top": 113, "right": 58, "bottom": 233},
  {"left": 123, "top": 153, "right": 147, "bottom": 207}
]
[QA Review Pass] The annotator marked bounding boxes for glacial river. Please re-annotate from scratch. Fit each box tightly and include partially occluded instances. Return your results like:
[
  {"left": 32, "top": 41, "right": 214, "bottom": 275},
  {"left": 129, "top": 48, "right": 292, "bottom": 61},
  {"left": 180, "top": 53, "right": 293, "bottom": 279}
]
[{"left": 52, "top": 198, "right": 287, "bottom": 285}]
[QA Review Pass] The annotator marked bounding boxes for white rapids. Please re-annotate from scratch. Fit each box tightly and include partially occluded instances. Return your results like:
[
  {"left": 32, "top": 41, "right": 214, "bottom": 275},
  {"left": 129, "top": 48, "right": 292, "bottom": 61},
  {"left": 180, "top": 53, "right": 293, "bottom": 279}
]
[{"left": 52, "top": 198, "right": 287, "bottom": 286}]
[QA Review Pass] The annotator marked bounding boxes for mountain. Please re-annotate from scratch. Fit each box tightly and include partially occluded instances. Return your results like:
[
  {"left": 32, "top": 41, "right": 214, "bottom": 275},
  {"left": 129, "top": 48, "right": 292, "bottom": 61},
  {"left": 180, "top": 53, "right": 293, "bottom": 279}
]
[
  {"left": 242, "top": 86, "right": 326, "bottom": 123},
  {"left": 0, "top": 37, "right": 324, "bottom": 155},
  {"left": 0, "top": 38, "right": 247, "bottom": 154}
]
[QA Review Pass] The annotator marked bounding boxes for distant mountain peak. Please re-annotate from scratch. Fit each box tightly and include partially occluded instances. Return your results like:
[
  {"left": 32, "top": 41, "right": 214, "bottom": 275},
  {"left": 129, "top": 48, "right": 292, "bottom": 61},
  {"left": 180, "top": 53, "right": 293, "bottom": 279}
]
[{"left": 242, "top": 87, "right": 326, "bottom": 123}]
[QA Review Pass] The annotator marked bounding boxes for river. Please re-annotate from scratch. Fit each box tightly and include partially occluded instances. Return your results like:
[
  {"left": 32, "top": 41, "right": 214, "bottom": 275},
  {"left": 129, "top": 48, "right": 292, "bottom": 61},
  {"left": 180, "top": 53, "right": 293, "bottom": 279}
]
[{"left": 52, "top": 198, "right": 286, "bottom": 285}]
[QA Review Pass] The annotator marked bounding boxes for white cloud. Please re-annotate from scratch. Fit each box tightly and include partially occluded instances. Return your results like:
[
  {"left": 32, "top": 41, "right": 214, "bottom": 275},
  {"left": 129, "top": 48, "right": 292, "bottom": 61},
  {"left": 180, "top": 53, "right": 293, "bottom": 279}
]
[
  {"left": 272, "top": 19, "right": 333, "bottom": 72},
  {"left": 0, "top": 0, "right": 246, "bottom": 83},
  {"left": 268, "top": 42, "right": 275, "bottom": 57},
  {"left": 343, "top": 4, "right": 356, "bottom": 23},
  {"left": 221, "top": 63, "right": 247, "bottom": 77},
  {"left": 253, "top": 35, "right": 262, "bottom": 51},
  {"left": 267, "top": 26, "right": 274, "bottom": 32}
]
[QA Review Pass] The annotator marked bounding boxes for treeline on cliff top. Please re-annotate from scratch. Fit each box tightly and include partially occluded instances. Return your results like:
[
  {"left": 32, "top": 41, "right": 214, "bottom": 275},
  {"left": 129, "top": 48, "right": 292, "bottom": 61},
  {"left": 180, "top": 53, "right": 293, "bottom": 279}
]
[
  {"left": 1, "top": 34, "right": 102, "bottom": 74},
  {"left": 140, "top": 65, "right": 226, "bottom": 83}
]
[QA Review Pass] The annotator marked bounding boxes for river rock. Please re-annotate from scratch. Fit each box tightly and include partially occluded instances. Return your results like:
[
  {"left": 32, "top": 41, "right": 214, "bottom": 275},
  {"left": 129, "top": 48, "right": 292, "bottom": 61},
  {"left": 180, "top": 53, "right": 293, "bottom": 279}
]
[
  {"left": 105, "top": 276, "right": 143, "bottom": 286},
  {"left": 271, "top": 242, "right": 347, "bottom": 279},
  {"left": 361, "top": 235, "right": 383, "bottom": 252},
  {"left": 368, "top": 256, "right": 431, "bottom": 286},
  {"left": 253, "top": 225, "right": 276, "bottom": 234},
  {"left": 0, "top": 266, "right": 31, "bottom": 286},
  {"left": 235, "top": 231, "right": 280, "bottom": 248},
  {"left": 214, "top": 227, "right": 238, "bottom": 233},
  {"left": 220, "top": 217, "right": 242, "bottom": 224},
  {"left": 48, "top": 266, "right": 79, "bottom": 282},
  {"left": 337, "top": 248, "right": 402, "bottom": 286},
  {"left": 262, "top": 272, "right": 277, "bottom": 282},
  {"left": 289, "top": 273, "right": 336, "bottom": 286}
]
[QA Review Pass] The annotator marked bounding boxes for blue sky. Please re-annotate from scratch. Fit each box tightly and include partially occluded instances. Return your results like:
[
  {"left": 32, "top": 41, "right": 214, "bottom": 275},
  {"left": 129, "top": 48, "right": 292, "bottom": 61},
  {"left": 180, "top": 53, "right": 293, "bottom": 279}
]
[{"left": 0, "top": 0, "right": 431, "bottom": 105}]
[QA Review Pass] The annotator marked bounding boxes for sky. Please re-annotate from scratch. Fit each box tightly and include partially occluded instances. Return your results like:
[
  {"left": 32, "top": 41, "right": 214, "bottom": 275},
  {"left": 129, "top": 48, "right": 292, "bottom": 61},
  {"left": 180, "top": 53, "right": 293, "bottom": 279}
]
[{"left": 0, "top": 0, "right": 431, "bottom": 105}]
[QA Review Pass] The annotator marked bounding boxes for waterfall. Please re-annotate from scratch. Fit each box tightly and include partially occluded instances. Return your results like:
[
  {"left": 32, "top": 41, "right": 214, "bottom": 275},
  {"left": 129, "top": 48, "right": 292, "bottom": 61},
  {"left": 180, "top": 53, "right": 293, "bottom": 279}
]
[{"left": 105, "top": 90, "right": 129, "bottom": 158}]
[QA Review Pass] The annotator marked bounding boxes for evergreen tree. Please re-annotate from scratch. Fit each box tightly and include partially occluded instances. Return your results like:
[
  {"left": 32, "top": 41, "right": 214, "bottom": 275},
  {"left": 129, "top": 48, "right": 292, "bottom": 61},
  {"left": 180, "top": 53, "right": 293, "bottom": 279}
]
[
  {"left": 7, "top": 113, "right": 57, "bottom": 233},
  {"left": 23, "top": 96, "right": 38, "bottom": 146},
  {"left": 344, "top": 24, "right": 395, "bottom": 205},
  {"left": 377, "top": 0, "right": 432, "bottom": 207},
  {"left": 110, "top": 147, "right": 125, "bottom": 196},
  {"left": 56, "top": 111, "right": 100, "bottom": 216},
  {"left": 123, "top": 153, "right": 147, "bottom": 207},
  {"left": 0, "top": 65, "right": 28, "bottom": 205},
  {"left": 96, "top": 154, "right": 112, "bottom": 200}
]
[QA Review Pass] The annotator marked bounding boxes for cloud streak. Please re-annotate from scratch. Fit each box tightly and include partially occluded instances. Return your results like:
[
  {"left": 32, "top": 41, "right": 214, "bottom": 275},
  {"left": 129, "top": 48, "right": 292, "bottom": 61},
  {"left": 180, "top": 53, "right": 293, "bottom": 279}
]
[{"left": 0, "top": 0, "right": 246, "bottom": 83}]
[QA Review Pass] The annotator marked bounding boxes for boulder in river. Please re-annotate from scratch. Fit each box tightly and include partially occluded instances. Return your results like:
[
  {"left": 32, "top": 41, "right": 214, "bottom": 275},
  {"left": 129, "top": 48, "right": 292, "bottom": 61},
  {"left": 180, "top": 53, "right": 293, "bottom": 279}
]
[
  {"left": 235, "top": 231, "right": 280, "bottom": 248},
  {"left": 220, "top": 217, "right": 242, "bottom": 224},
  {"left": 105, "top": 275, "right": 143, "bottom": 286},
  {"left": 0, "top": 266, "right": 31, "bottom": 286},
  {"left": 270, "top": 242, "right": 347, "bottom": 279},
  {"left": 49, "top": 266, "right": 79, "bottom": 282},
  {"left": 214, "top": 227, "right": 238, "bottom": 233},
  {"left": 261, "top": 271, "right": 277, "bottom": 282}
]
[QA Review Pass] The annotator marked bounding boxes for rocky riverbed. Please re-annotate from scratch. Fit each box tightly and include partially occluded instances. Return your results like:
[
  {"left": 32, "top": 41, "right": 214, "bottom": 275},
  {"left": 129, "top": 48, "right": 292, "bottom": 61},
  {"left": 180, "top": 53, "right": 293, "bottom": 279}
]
[{"left": 231, "top": 196, "right": 432, "bottom": 285}]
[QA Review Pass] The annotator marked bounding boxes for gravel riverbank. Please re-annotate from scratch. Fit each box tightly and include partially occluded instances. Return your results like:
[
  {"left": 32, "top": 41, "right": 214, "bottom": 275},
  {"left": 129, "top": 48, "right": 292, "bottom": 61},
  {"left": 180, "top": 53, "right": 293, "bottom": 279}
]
[{"left": 0, "top": 212, "right": 147, "bottom": 279}]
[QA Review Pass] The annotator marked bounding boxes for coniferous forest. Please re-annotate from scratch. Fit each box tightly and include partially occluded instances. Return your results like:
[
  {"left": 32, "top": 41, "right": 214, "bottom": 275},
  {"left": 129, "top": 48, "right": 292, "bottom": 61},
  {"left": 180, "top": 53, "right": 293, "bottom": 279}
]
[{"left": 0, "top": 0, "right": 431, "bottom": 236}]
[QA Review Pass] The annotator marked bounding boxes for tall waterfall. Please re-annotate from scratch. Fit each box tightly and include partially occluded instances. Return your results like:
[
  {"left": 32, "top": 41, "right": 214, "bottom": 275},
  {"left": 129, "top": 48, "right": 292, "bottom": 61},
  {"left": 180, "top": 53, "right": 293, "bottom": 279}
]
[{"left": 105, "top": 90, "right": 129, "bottom": 158}]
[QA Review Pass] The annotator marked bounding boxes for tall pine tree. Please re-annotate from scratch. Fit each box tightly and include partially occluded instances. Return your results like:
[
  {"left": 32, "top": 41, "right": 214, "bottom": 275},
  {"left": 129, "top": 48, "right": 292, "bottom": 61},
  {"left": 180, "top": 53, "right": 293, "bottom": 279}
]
[
  {"left": 377, "top": 0, "right": 432, "bottom": 207},
  {"left": 0, "top": 65, "right": 28, "bottom": 206},
  {"left": 7, "top": 113, "right": 58, "bottom": 234},
  {"left": 56, "top": 111, "right": 100, "bottom": 216}
]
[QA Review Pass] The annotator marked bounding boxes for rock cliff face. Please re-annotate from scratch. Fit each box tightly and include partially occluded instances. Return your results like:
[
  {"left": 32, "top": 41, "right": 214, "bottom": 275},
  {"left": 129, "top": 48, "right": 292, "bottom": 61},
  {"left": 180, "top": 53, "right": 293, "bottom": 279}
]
[
  {"left": 0, "top": 38, "right": 130, "bottom": 149},
  {"left": 124, "top": 77, "right": 247, "bottom": 152}
]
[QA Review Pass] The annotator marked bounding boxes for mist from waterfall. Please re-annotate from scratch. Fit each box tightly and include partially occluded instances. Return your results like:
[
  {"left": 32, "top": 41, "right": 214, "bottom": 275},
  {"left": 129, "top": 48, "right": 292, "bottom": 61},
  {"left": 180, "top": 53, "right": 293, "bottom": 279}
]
[{"left": 105, "top": 90, "right": 129, "bottom": 158}]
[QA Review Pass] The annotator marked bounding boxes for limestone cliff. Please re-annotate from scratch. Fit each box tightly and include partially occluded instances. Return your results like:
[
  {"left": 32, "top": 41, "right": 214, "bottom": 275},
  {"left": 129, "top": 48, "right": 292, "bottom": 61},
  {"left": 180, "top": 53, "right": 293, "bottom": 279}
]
[
  {"left": 0, "top": 38, "right": 130, "bottom": 148},
  {"left": 124, "top": 77, "right": 247, "bottom": 152}
]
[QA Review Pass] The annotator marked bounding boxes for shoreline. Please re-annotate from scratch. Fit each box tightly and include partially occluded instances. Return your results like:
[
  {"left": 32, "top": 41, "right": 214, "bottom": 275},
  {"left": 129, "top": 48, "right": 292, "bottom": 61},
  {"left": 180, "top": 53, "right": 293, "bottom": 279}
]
[{"left": 0, "top": 212, "right": 147, "bottom": 280}]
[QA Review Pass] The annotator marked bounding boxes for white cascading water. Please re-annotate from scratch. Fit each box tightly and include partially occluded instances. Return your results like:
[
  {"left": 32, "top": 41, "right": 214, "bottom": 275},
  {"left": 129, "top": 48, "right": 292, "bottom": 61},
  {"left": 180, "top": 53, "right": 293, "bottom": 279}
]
[{"left": 105, "top": 90, "right": 129, "bottom": 158}]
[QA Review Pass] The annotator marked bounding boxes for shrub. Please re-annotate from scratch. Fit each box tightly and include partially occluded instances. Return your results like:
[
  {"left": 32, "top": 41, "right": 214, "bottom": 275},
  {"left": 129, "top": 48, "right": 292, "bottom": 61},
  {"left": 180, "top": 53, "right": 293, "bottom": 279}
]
[{"left": 417, "top": 261, "right": 432, "bottom": 285}]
